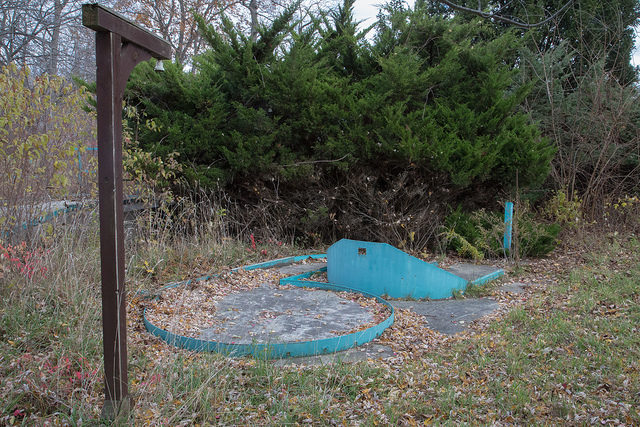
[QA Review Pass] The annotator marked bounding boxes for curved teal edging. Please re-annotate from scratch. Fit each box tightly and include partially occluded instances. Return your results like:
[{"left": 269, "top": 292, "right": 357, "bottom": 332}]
[
  {"left": 23, "top": 203, "right": 82, "bottom": 229},
  {"left": 143, "top": 255, "right": 394, "bottom": 359},
  {"left": 158, "top": 254, "right": 327, "bottom": 291},
  {"left": 279, "top": 266, "right": 327, "bottom": 284},
  {"left": 240, "top": 254, "right": 327, "bottom": 271}
]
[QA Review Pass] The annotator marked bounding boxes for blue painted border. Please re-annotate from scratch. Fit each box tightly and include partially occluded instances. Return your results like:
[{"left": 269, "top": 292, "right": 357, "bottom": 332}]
[
  {"left": 279, "top": 266, "right": 327, "bottom": 285},
  {"left": 3, "top": 195, "right": 142, "bottom": 238},
  {"left": 158, "top": 254, "right": 327, "bottom": 291},
  {"left": 2, "top": 202, "right": 84, "bottom": 239},
  {"left": 470, "top": 269, "right": 505, "bottom": 286},
  {"left": 284, "top": 265, "right": 505, "bottom": 294},
  {"left": 143, "top": 256, "right": 395, "bottom": 359},
  {"left": 21, "top": 203, "right": 82, "bottom": 229}
]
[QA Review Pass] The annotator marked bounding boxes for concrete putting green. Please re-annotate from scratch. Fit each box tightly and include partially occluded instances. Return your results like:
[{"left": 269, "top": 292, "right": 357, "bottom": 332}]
[
  {"left": 198, "top": 283, "right": 375, "bottom": 344},
  {"left": 143, "top": 255, "right": 394, "bottom": 358},
  {"left": 144, "top": 239, "right": 505, "bottom": 359}
]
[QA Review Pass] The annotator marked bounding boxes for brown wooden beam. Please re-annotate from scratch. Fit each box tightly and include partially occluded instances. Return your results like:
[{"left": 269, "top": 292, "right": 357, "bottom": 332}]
[
  {"left": 82, "top": 3, "right": 171, "bottom": 420},
  {"left": 82, "top": 3, "right": 171, "bottom": 60}
]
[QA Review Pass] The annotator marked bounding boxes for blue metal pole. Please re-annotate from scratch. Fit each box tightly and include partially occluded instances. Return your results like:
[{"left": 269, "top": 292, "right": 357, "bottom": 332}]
[{"left": 504, "top": 202, "right": 514, "bottom": 252}]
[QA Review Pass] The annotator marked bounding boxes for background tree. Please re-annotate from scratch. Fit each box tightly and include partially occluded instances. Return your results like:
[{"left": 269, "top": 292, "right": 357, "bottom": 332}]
[
  {"left": 0, "top": 0, "right": 56, "bottom": 70},
  {"left": 423, "top": 0, "right": 640, "bottom": 216},
  {"left": 113, "top": 0, "right": 240, "bottom": 65},
  {"left": 0, "top": 64, "right": 96, "bottom": 239},
  {"left": 429, "top": 0, "right": 639, "bottom": 84},
  {"left": 238, "top": 0, "right": 336, "bottom": 41},
  {"left": 0, "top": 0, "right": 95, "bottom": 77}
]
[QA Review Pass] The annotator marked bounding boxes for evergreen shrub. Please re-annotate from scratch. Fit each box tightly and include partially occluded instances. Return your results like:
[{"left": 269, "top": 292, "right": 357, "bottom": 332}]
[
  {"left": 123, "top": 0, "right": 557, "bottom": 245},
  {"left": 126, "top": 1, "right": 553, "bottom": 192}
]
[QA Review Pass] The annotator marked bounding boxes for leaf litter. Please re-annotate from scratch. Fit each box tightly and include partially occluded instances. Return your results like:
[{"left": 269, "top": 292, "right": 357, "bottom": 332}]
[
  {"left": 120, "top": 241, "right": 640, "bottom": 425},
  {"left": 143, "top": 261, "right": 390, "bottom": 340}
]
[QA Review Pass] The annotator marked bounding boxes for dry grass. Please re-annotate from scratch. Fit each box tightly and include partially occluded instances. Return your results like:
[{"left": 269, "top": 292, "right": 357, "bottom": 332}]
[{"left": 1, "top": 212, "right": 639, "bottom": 425}]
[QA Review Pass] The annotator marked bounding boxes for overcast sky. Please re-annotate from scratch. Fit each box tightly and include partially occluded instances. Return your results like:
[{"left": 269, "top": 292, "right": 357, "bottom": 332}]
[
  {"left": 351, "top": 0, "right": 390, "bottom": 28},
  {"left": 350, "top": 0, "right": 640, "bottom": 66}
]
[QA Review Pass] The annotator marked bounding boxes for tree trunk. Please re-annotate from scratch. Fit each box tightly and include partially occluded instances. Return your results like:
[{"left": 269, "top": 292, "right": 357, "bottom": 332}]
[
  {"left": 249, "top": 0, "right": 258, "bottom": 41},
  {"left": 48, "top": 0, "right": 64, "bottom": 75}
]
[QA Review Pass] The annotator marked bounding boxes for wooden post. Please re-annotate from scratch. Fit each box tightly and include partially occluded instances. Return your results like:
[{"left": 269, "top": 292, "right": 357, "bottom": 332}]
[{"left": 82, "top": 4, "right": 171, "bottom": 419}]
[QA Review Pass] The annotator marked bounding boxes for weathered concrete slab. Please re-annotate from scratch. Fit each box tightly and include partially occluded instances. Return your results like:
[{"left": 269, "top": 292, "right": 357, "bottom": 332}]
[
  {"left": 275, "top": 261, "right": 327, "bottom": 276},
  {"left": 498, "top": 282, "right": 529, "bottom": 294},
  {"left": 445, "top": 263, "right": 503, "bottom": 283},
  {"left": 199, "top": 284, "right": 373, "bottom": 344},
  {"left": 392, "top": 298, "right": 499, "bottom": 335}
]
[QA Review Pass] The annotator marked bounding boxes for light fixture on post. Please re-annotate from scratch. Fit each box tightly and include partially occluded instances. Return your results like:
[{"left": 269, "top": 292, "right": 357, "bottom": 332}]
[{"left": 82, "top": 3, "right": 171, "bottom": 420}]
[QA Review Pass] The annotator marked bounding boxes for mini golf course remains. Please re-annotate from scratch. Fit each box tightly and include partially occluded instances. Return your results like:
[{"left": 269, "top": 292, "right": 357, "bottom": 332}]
[{"left": 144, "top": 239, "right": 504, "bottom": 359}]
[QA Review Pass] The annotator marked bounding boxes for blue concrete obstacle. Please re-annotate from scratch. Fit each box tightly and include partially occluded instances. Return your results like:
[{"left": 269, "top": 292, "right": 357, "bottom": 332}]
[{"left": 328, "top": 239, "right": 469, "bottom": 299}]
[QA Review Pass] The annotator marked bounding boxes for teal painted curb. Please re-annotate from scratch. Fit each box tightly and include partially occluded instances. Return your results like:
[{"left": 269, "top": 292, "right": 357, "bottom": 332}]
[
  {"left": 470, "top": 269, "right": 505, "bottom": 286},
  {"left": 241, "top": 254, "right": 327, "bottom": 271},
  {"left": 3, "top": 195, "right": 141, "bottom": 238},
  {"left": 143, "top": 256, "right": 394, "bottom": 359},
  {"left": 279, "top": 266, "right": 327, "bottom": 286},
  {"left": 157, "top": 254, "right": 327, "bottom": 291}
]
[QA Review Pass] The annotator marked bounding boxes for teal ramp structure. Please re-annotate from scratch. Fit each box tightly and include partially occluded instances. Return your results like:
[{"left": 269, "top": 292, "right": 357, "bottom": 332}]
[{"left": 327, "top": 239, "right": 468, "bottom": 299}]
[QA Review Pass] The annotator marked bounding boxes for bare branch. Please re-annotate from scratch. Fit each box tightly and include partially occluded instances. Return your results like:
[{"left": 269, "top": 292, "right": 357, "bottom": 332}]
[
  {"left": 436, "top": 0, "right": 574, "bottom": 28},
  {"left": 282, "top": 154, "right": 349, "bottom": 167}
]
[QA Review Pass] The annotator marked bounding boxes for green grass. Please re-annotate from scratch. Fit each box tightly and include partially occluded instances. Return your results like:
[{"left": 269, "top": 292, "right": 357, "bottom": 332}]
[{"left": 1, "top": 222, "right": 639, "bottom": 425}]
